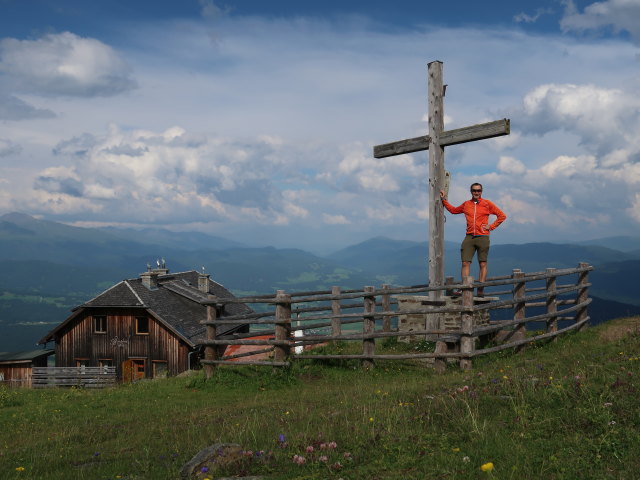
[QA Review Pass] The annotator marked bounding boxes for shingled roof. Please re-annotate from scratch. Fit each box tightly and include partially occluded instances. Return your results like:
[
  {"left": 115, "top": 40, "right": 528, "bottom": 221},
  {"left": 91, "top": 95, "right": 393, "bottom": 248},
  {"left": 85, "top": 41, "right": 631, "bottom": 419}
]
[{"left": 39, "top": 270, "right": 252, "bottom": 346}]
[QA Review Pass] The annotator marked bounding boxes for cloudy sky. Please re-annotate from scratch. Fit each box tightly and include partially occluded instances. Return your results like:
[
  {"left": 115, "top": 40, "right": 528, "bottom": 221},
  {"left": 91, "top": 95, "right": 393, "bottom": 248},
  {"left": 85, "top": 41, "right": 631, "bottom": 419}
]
[{"left": 1, "top": 0, "right": 639, "bottom": 253}]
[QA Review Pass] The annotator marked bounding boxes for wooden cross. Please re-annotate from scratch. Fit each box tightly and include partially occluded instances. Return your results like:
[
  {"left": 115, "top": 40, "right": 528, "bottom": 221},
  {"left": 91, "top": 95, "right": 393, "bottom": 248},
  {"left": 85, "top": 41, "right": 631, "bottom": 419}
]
[{"left": 373, "top": 60, "right": 510, "bottom": 301}]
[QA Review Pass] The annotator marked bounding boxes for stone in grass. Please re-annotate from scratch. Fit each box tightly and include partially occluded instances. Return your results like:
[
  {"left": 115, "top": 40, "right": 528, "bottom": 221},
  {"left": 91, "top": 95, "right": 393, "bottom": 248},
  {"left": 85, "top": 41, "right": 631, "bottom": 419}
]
[{"left": 180, "top": 443, "right": 261, "bottom": 478}]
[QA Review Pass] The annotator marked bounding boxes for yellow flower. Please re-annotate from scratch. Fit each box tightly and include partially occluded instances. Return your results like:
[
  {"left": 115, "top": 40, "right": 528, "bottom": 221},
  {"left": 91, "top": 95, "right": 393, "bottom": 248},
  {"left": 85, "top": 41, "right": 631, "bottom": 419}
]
[
  {"left": 16, "top": 467, "right": 25, "bottom": 472},
  {"left": 480, "top": 462, "right": 494, "bottom": 472},
  {"left": 452, "top": 447, "right": 460, "bottom": 452},
  {"left": 502, "top": 375, "right": 508, "bottom": 379},
  {"left": 369, "top": 417, "right": 374, "bottom": 422}
]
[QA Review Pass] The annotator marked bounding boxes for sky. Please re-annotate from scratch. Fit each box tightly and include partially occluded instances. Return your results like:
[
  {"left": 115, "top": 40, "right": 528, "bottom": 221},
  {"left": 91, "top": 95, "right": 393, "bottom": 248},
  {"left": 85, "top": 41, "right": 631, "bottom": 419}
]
[{"left": 1, "top": 0, "right": 639, "bottom": 254}]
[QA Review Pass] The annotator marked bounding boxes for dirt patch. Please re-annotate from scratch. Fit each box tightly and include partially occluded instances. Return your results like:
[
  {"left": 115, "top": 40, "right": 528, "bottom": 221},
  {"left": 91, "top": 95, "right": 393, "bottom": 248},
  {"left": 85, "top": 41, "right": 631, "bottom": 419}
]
[{"left": 598, "top": 316, "right": 640, "bottom": 343}]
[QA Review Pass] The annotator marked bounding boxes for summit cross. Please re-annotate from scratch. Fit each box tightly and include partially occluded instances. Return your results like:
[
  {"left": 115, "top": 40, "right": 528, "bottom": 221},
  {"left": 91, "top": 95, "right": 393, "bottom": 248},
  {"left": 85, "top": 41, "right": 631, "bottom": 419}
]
[{"left": 373, "top": 60, "right": 510, "bottom": 302}]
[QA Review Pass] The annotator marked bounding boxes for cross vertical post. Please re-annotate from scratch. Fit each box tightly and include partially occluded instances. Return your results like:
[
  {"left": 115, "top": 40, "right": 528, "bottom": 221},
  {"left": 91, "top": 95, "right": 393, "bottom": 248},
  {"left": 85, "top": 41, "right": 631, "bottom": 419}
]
[{"left": 428, "top": 60, "right": 445, "bottom": 300}]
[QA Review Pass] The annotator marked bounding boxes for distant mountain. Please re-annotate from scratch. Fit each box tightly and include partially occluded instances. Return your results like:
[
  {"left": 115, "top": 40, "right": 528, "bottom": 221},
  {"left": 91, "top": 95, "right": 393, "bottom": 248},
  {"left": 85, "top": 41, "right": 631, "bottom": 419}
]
[
  {"left": 574, "top": 236, "right": 640, "bottom": 253},
  {"left": 589, "top": 260, "right": 640, "bottom": 306},
  {"left": 99, "top": 226, "right": 246, "bottom": 251}
]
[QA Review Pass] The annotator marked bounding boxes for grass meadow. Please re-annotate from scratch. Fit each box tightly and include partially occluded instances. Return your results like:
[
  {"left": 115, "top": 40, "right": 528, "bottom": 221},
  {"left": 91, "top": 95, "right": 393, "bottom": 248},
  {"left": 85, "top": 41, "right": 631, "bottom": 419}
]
[{"left": 1, "top": 316, "right": 639, "bottom": 480}]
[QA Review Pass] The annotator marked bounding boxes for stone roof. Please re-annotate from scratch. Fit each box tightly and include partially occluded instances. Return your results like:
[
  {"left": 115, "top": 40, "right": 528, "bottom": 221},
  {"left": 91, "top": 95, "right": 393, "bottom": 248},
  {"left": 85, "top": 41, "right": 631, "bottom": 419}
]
[{"left": 40, "top": 270, "right": 252, "bottom": 346}]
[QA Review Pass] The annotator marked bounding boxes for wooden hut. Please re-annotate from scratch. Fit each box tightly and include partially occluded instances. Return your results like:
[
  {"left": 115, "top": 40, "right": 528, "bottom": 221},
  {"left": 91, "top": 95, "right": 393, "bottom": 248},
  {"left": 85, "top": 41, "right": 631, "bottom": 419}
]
[
  {"left": 0, "top": 349, "right": 54, "bottom": 387},
  {"left": 38, "top": 266, "right": 251, "bottom": 381}
]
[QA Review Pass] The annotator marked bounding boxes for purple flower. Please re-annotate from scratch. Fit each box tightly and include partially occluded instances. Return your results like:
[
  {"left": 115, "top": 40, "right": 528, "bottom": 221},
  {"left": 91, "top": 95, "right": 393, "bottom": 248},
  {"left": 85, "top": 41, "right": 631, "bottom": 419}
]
[
  {"left": 201, "top": 466, "right": 209, "bottom": 473},
  {"left": 278, "top": 434, "right": 286, "bottom": 443}
]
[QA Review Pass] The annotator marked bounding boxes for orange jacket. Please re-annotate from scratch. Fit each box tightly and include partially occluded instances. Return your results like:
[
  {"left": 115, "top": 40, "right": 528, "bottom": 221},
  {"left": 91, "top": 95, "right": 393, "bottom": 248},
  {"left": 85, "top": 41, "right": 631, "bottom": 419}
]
[{"left": 442, "top": 197, "right": 506, "bottom": 236}]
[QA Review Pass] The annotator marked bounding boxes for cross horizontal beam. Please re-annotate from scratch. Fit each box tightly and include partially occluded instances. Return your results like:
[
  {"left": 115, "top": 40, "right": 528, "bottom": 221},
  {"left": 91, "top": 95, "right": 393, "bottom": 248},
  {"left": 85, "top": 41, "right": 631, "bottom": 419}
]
[{"left": 373, "top": 118, "right": 510, "bottom": 159}]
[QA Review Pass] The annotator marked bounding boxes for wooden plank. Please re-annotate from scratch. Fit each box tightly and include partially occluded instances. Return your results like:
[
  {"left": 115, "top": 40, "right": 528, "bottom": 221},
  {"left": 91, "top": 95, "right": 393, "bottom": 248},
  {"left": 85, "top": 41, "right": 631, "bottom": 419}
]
[{"left": 373, "top": 119, "right": 510, "bottom": 158}]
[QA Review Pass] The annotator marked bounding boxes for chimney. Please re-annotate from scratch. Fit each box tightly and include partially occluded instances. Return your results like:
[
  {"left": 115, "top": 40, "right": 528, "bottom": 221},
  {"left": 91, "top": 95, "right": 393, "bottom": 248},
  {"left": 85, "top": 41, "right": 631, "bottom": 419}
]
[
  {"left": 141, "top": 265, "right": 159, "bottom": 290},
  {"left": 198, "top": 270, "right": 210, "bottom": 294}
]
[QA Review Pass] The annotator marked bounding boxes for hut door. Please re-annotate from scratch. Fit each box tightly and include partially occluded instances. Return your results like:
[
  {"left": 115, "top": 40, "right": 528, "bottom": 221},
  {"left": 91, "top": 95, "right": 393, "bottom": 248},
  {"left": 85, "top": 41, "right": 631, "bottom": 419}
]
[{"left": 122, "top": 359, "right": 145, "bottom": 383}]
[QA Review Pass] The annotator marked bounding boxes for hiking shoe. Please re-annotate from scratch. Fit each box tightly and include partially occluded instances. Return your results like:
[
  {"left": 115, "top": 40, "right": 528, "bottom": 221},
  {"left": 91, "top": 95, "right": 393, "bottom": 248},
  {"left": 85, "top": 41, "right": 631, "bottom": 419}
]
[{"left": 476, "top": 288, "right": 485, "bottom": 298}]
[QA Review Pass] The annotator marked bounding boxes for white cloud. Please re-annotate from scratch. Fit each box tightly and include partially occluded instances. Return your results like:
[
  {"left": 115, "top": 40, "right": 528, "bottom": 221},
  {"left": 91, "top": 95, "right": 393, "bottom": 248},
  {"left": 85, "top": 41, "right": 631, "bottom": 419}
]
[
  {"left": 0, "top": 32, "right": 136, "bottom": 97},
  {"left": 514, "top": 8, "right": 555, "bottom": 23},
  {"left": 0, "top": 94, "right": 56, "bottom": 120},
  {"left": 518, "top": 83, "right": 639, "bottom": 150},
  {"left": 0, "top": 138, "right": 22, "bottom": 157},
  {"left": 323, "top": 213, "right": 350, "bottom": 225},
  {"left": 497, "top": 156, "right": 526, "bottom": 175},
  {"left": 561, "top": 0, "right": 640, "bottom": 43}
]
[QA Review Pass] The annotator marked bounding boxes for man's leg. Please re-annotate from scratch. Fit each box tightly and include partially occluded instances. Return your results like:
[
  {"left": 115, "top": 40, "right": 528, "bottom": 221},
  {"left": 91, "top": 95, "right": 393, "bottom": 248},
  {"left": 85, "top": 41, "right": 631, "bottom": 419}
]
[
  {"left": 476, "top": 236, "right": 490, "bottom": 297},
  {"left": 461, "top": 261, "right": 471, "bottom": 280},
  {"left": 477, "top": 261, "right": 487, "bottom": 297}
]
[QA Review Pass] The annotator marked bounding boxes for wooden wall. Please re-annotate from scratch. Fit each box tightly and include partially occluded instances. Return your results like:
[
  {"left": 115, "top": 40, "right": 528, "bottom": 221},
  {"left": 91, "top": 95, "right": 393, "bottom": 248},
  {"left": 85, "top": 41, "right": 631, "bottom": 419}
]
[
  {"left": 0, "top": 364, "right": 33, "bottom": 387},
  {"left": 54, "top": 308, "right": 191, "bottom": 379}
]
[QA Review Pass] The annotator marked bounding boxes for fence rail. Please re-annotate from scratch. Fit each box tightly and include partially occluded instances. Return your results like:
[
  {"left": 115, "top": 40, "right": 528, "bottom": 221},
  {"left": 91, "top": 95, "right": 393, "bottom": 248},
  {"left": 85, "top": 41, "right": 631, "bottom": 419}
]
[
  {"left": 32, "top": 366, "right": 116, "bottom": 388},
  {"left": 199, "top": 263, "right": 593, "bottom": 376}
]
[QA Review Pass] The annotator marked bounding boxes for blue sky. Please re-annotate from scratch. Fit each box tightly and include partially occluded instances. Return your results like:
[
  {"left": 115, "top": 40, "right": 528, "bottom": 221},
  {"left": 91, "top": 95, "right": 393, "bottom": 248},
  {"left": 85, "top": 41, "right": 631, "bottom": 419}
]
[{"left": 1, "top": 0, "right": 639, "bottom": 253}]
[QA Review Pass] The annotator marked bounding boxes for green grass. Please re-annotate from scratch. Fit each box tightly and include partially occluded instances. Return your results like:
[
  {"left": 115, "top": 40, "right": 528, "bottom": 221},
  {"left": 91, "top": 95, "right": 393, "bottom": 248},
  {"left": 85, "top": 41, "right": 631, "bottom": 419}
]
[{"left": 1, "top": 317, "right": 640, "bottom": 479}]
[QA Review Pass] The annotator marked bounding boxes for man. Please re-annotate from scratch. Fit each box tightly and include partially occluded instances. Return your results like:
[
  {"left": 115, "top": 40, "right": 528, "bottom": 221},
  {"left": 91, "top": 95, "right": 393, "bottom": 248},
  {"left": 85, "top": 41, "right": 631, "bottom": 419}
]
[{"left": 440, "top": 183, "right": 506, "bottom": 297}]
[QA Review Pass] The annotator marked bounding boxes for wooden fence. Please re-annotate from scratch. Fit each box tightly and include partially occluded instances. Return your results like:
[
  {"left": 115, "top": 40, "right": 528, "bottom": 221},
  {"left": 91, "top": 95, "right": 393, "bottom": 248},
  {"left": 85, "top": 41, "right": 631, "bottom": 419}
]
[
  {"left": 32, "top": 366, "right": 117, "bottom": 388},
  {"left": 200, "top": 263, "right": 592, "bottom": 376}
]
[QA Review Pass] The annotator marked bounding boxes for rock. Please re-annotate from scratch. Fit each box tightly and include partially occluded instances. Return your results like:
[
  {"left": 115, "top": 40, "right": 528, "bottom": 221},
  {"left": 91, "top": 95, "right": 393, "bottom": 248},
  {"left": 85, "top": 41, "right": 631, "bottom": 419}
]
[{"left": 180, "top": 443, "right": 244, "bottom": 478}]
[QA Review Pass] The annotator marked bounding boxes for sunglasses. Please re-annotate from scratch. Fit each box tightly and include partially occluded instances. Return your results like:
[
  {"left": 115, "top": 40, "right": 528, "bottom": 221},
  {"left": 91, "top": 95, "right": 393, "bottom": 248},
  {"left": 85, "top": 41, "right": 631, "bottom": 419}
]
[{"left": 471, "top": 189, "right": 482, "bottom": 193}]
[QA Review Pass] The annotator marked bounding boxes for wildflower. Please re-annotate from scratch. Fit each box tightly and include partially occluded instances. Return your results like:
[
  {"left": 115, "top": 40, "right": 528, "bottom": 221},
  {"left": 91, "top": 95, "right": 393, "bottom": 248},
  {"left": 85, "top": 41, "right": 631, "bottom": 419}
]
[
  {"left": 369, "top": 417, "right": 374, "bottom": 422},
  {"left": 293, "top": 454, "right": 306, "bottom": 465},
  {"left": 343, "top": 452, "right": 352, "bottom": 459},
  {"left": 463, "top": 456, "right": 470, "bottom": 463},
  {"left": 328, "top": 441, "right": 337, "bottom": 450},
  {"left": 502, "top": 375, "right": 508, "bottom": 380},
  {"left": 319, "top": 455, "right": 329, "bottom": 463},
  {"left": 320, "top": 442, "right": 327, "bottom": 450},
  {"left": 244, "top": 450, "right": 253, "bottom": 457},
  {"left": 332, "top": 462, "right": 343, "bottom": 470},
  {"left": 201, "top": 466, "right": 209, "bottom": 473},
  {"left": 306, "top": 445, "right": 314, "bottom": 453},
  {"left": 452, "top": 447, "right": 460, "bottom": 452},
  {"left": 604, "top": 402, "right": 613, "bottom": 407},
  {"left": 15, "top": 467, "right": 25, "bottom": 472},
  {"left": 609, "top": 421, "right": 616, "bottom": 425},
  {"left": 480, "top": 462, "right": 494, "bottom": 472}
]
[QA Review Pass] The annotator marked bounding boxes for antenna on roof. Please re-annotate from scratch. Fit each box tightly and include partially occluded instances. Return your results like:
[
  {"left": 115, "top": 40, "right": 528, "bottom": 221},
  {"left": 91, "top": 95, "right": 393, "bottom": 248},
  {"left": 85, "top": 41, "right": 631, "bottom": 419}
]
[
  {"left": 146, "top": 262, "right": 151, "bottom": 272},
  {"left": 161, "top": 257, "right": 166, "bottom": 269}
]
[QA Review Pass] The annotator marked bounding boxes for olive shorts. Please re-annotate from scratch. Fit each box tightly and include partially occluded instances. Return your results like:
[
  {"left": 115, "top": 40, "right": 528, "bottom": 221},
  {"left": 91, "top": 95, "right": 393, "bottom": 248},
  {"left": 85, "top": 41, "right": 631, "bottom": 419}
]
[{"left": 460, "top": 234, "right": 490, "bottom": 263}]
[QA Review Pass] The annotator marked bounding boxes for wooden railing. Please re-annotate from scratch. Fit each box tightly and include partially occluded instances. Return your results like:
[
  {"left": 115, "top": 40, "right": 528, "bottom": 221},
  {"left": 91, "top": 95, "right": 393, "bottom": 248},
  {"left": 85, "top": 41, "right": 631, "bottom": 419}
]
[
  {"left": 200, "top": 263, "right": 592, "bottom": 376},
  {"left": 32, "top": 366, "right": 117, "bottom": 388}
]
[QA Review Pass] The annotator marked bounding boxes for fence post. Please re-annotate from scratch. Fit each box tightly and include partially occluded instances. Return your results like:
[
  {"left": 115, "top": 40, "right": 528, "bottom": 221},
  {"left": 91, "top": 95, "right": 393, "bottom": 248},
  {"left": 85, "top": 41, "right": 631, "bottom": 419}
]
[
  {"left": 363, "top": 286, "right": 376, "bottom": 369},
  {"left": 274, "top": 290, "right": 292, "bottom": 364},
  {"left": 331, "top": 286, "right": 342, "bottom": 340},
  {"left": 576, "top": 262, "right": 590, "bottom": 331},
  {"left": 203, "top": 296, "right": 219, "bottom": 380},
  {"left": 546, "top": 268, "right": 558, "bottom": 340},
  {"left": 445, "top": 276, "right": 455, "bottom": 296},
  {"left": 459, "top": 275, "right": 475, "bottom": 370},
  {"left": 513, "top": 269, "right": 526, "bottom": 351},
  {"left": 381, "top": 284, "right": 391, "bottom": 332}
]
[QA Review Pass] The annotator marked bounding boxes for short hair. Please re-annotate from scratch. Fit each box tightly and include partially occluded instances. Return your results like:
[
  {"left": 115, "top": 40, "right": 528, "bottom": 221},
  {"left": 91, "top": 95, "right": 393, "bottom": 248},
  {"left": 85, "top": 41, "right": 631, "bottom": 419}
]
[{"left": 470, "top": 183, "right": 483, "bottom": 191}]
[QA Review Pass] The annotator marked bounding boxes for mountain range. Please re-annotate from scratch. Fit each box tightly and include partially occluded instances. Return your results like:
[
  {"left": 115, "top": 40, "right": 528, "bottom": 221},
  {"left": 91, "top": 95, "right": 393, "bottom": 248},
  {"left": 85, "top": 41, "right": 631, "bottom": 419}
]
[{"left": 0, "top": 212, "right": 638, "bottom": 351}]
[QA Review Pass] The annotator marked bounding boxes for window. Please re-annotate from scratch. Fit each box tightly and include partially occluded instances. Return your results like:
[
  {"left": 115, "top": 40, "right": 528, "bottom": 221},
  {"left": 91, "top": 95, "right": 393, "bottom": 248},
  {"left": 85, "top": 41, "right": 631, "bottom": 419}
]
[
  {"left": 135, "top": 316, "right": 149, "bottom": 335},
  {"left": 98, "top": 359, "right": 112, "bottom": 368},
  {"left": 153, "top": 361, "right": 168, "bottom": 379},
  {"left": 93, "top": 315, "right": 107, "bottom": 334},
  {"left": 75, "top": 358, "right": 89, "bottom": 367}
]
